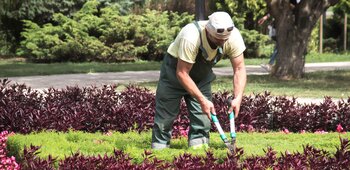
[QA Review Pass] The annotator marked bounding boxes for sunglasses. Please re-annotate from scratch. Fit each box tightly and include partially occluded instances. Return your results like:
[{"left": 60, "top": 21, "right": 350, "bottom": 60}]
[{"left": 216, "top": 26, "right": 234, "bottom": 34}]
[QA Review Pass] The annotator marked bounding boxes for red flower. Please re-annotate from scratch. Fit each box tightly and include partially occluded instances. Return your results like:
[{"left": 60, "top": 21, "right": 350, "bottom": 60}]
[
  {"left": 336, "top": 124, "right": 343, "bottom": 133},
  {"left": 283, "top": 129, "right": 290, "bottom": 134}
]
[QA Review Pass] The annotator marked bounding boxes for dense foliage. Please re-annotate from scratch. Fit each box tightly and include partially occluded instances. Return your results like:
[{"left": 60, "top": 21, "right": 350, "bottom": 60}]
[
  {"left": 324, "top": 0, "right": 350, "bottom": 53},
  {"left": 1, "top": 0, "right": 347, "bottom": 59},
  {"left": 1, "top": 79, "right": 349, "bottom": 137},
  {"left": 0, "top": 0, "right": 146, "bottom": 55},
  {"left": 1, "top": 131, "right": 349, "bottom": 169},
  {"left": 16, "top": 0, "right": 192, "bottom": 62}
]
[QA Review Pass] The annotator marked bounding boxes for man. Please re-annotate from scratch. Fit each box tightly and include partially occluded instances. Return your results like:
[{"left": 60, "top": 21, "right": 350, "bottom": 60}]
[
  {"left": 258, "top": 13, "right": 277, "bottom": 72},
  {"left": 151, "top": 11, "right": 246, "bottom": 149}
]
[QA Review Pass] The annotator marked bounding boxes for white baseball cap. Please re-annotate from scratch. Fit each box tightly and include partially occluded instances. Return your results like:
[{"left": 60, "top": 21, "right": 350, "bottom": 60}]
[{"left": 206, "top": 12, "right": 235, "bottom": 39}]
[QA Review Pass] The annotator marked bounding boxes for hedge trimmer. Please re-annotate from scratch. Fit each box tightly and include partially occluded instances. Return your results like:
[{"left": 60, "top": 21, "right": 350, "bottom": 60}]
[{"left": 211, "top": 98, "right": 236, "bottom": 154}]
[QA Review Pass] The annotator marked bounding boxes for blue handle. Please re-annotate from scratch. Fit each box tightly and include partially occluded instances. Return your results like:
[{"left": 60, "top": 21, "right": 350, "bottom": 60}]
[
  {"left": 211, "top": 113, "right": 219, "bottom": 122},
  {"left": 211, "top": 113, "right": 227, "bottom": 141},
  {"left": 229, "top": 111, "right": 236, "bottom": 139}
]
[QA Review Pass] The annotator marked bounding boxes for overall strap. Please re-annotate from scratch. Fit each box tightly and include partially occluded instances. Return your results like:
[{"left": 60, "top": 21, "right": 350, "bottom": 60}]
[
  {"left": 193, "top": 21, "right": 210, "bottom": 60},
  {"left": 193, "top": 21, "right": 223, "bottom": 66}
]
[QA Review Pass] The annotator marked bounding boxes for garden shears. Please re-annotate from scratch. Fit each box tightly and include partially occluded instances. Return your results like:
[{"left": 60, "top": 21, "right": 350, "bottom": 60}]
[{"left": 211, "top": 98, "right": 236, "bottom": 154}]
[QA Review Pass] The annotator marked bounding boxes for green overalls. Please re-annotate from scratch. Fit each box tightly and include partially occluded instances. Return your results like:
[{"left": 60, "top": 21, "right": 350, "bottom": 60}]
[{"left": 151, "top": 21, "right": 223, "bottom": 149}]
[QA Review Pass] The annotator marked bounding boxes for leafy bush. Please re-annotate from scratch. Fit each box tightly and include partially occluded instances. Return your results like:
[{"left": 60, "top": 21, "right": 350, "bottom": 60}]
[
  {"left": 240, "top": 29, "right": 270, "bottom": 58},
  {"left": 17, "top": 0, "right": 193, "bottom": 62},
  {"left": 0, "top": 0, "right": 145, "bottom": 56},
  {"left": 0, "top": 79, "right": 155, "bottom": 133},
  {"left": 0, "top": 30, "right": 15, "bottom": 56}
]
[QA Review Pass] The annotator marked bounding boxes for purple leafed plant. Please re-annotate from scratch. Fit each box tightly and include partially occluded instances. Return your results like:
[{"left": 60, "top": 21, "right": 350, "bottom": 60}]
[{"left": 1, "top": 78, "right": 350, "bottom": 136}]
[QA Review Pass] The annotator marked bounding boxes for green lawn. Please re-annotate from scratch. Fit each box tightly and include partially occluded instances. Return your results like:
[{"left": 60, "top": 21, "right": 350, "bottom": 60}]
[
  {"left": 139, "top": 69, "right": 350, "bottom": 98},
  {"left": 7, "top": 131, "right": 350, "bottom": 164},
  {"left": 215, "top": 52, "right": 350, "bottom": 67},
  {"left": 0, "top": 59, "right": 162, "bottom": 77}
]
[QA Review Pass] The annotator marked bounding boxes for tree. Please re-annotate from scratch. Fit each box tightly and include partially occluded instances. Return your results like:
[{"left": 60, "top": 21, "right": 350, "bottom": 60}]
[
  {"left": 210, "top": 0, "right": 267, "bottom": 30},
  {"left": 266, "top": 0, "right": 339, "bottom": 79},
  {"left": 195, "top": 0, "right": 206, "bottom": 20},
  {"left": 333, "top": 0, "right": 350, "bottom": 52}
]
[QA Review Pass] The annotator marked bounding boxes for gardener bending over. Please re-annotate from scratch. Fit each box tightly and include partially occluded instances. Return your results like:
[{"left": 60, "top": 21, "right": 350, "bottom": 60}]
[{"left": 151, "top": 11, "right": 247, "bottom": 149}]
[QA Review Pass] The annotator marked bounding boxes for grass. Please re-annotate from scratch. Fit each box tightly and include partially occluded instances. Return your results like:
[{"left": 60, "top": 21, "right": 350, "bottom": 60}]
[
  {"left": 214, "top": 52, "right": 350, "bottom": 67},
  {"left": 223, "top": 70, "right": 350, "bottom": 98},
  {"left": 0, "top": 53, "right": 349, "bottom": 77},
  {"left": 7, "top": 131, "right": 350, "bottom": 164},
  {"left": 0, "top": 59, "right": 162, "bottom": 77},
  {"left": 139, "top": 69, "right": 350, "bottom": 98}
]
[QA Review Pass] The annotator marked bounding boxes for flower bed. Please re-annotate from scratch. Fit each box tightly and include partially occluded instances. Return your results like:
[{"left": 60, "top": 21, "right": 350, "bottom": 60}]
[
  {"left": 1, "top": 79, "right": 350, "bottom": 168},
  {"left": 1, "top": 79, "right": 349, "bottom": 137},
  {"left": 0, "top": 131, "right": 19, "bottom": 170}
]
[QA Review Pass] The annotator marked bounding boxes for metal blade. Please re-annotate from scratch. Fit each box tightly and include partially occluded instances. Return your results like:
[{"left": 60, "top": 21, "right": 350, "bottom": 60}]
[
  {"left": 231, "top": 139, "right": 236, "bottom": 153},
  {"left": 225, "top": 142, "right": 235, "bottom": 154}
]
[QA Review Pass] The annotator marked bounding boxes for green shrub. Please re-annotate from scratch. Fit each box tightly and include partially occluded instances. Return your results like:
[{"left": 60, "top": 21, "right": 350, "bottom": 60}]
[
  {"left": 17, "top": 0, "right": 193, "bottom": 62},
  {"left": 308, "top": 23, "right": 319, "bottom": 53},
  {"left": 240, "top": 29, "right": 270, "bottom": 58},
  {"left": 323, "top": 37, "right": 339, "bottom": 53},
  {"left": 0, "top": 30, "right": 14, "bottom": 56}
]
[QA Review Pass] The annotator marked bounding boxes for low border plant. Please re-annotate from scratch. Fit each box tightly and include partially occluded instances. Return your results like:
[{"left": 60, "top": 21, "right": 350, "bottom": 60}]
[{"left": 1, "top": 79, "right": 349, "bottom": 136}]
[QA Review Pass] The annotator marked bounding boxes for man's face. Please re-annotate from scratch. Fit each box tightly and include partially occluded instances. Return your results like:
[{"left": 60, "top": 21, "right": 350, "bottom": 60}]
[{"left": 208, "top": 33, "right": 228, "bottom": 47}]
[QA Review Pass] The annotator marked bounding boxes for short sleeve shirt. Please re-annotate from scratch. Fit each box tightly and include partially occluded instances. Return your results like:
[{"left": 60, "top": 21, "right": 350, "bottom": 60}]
[{"left": 167, "top": 21, "right": 246, "bottom": 64}]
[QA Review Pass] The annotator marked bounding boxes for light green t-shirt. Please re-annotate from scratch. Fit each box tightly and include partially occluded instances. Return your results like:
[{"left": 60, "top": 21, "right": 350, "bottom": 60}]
[{"left": 167, "top": 21, "right": 246, "bottom": 64}]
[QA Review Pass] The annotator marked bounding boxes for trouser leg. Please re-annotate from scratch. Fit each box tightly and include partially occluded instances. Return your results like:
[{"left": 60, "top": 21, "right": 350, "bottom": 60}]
[
  {"left": 151, "top": 80, "right": 184, "bottom": 149},
  {"left": 269, "top": 47, "right": 277, "bottom": 65},
  {"left": 152, "top": 53, "right": 215, "bottom": 149},
  {"left": 185, "top": 82, "right": 212, "bottom": 147}
]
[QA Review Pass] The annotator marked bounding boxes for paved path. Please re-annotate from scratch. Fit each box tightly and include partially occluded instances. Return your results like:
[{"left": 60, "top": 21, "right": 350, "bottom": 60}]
[{"left": 2, "top": 62, "right": 350, "bottom": 91}]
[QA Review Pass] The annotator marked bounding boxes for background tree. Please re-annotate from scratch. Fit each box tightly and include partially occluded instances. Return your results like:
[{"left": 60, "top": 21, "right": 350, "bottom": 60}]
[
  {"left": 330, "top": 0, "right": 350, "bottom": 52},
  {"left": 210, "top": 0, "right": 267, "bottom": 30},
  {"left": 211, "top": 0, "right": 270, "bottom": 58},
  {"left": 266, "top": 0, "right": 339, "bottom": 79}
]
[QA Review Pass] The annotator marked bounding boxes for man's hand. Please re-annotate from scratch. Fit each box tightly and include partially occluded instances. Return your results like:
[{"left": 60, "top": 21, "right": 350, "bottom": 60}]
[
  {"left": 199, "top": 98, "right": 216, "bottom": 120},
  {"left": 176, "top": 59, "right": 215, "bottom": 120},
  {"left": 227, "top": 98, "right": 241, "bottom": 118}
]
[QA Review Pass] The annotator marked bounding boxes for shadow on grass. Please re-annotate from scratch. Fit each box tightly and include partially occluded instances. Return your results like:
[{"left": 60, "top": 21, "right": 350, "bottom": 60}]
[
  {"left": 140, "top": 70, "right": 350, "bottom": 98},
  {"left": 255, "top": 71, "right": 348, "bottom": 88},
  {"left": 217, "top": 70, "right": 350, "bottom": 98}
]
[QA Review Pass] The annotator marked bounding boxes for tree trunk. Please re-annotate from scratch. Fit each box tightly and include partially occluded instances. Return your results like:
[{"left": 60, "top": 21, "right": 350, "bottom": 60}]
[
  {"left": 195, "top": 0, "right": 206, "bottom": 21},
  {"left": 266, "top": 0, "right": 339, "bottom": 79},
  {"left": 344, "top": 13, "right": 347, "bottom": 52}
]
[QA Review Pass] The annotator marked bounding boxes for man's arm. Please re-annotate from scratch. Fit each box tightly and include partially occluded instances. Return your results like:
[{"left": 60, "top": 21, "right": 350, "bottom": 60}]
[
  {"left": 176, "top": 59, "right": 215, "bottom": 119},
  {"left": 229, "top": 53, "right": 247, "bottom": 117}
]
